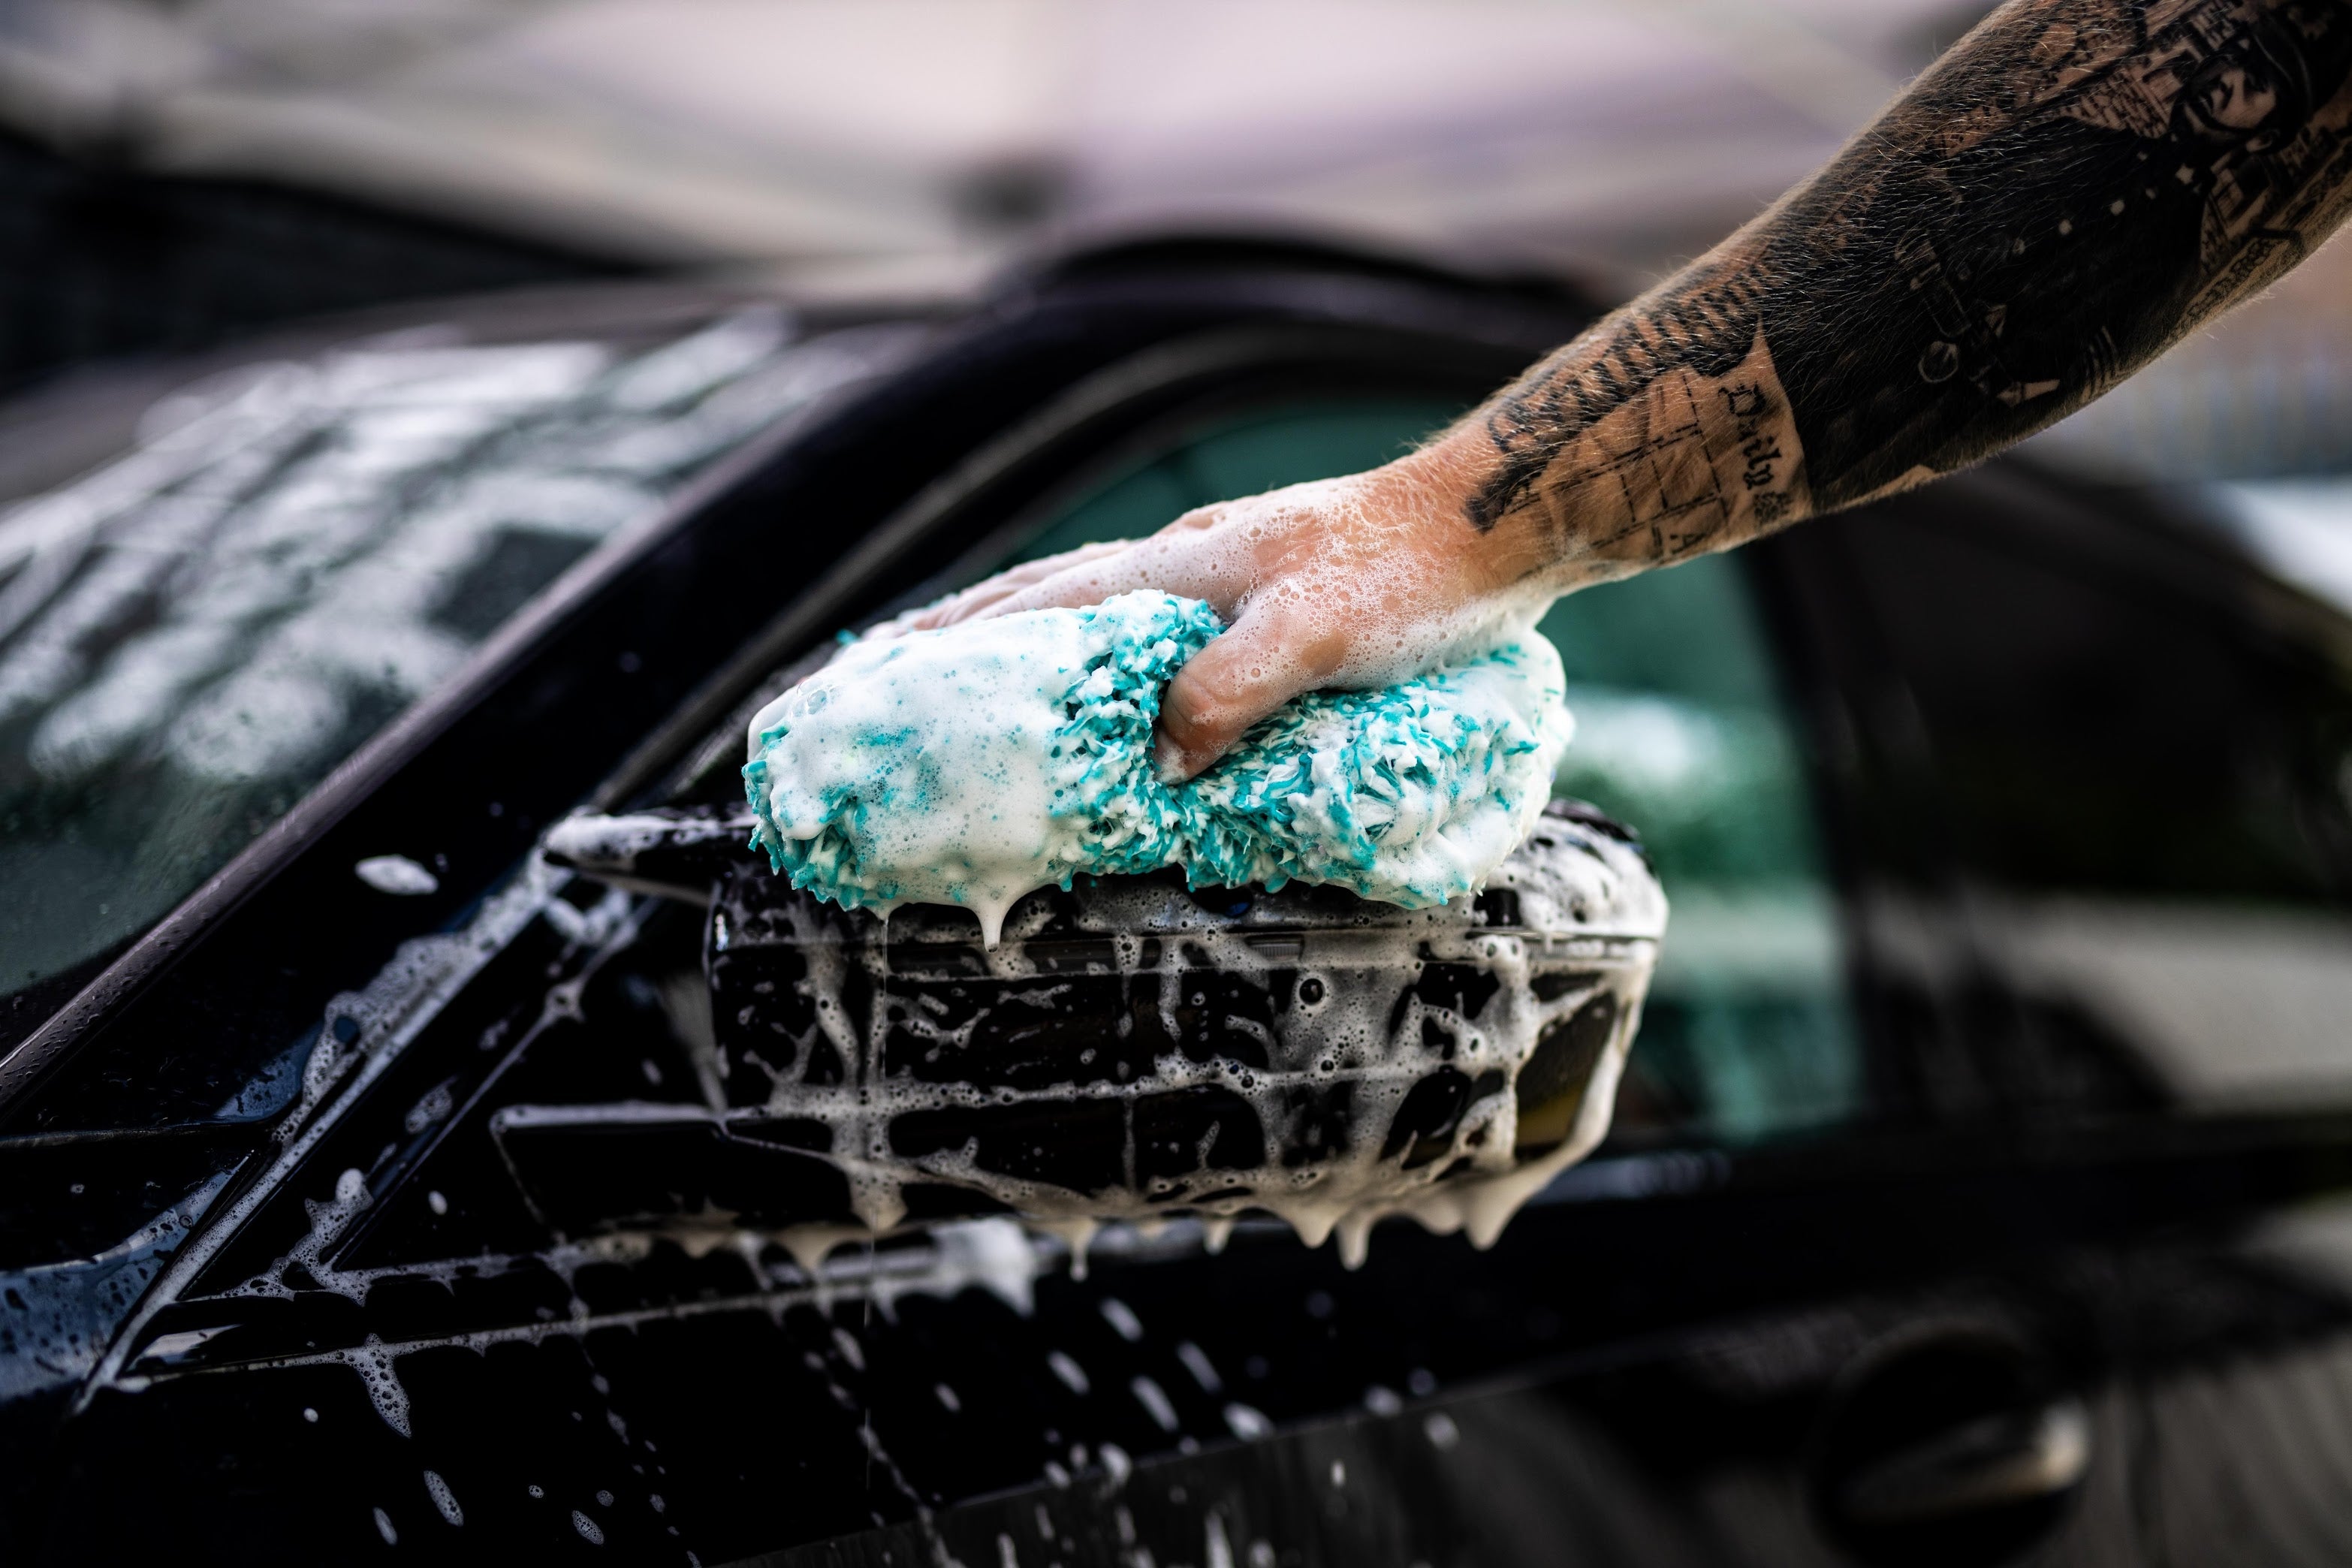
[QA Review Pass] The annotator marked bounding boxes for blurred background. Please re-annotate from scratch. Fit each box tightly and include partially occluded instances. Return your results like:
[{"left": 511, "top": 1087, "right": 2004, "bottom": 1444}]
[
  {"left": 2, "top": 1, "right": 2349, "bottom": 490},
  {"left": 5, "top": 0, "right": 2352, "bottom": 1133},
  {"left": 5, "top": 0, "right": 2352, "bottom": 481},
  {"left": 0, "top": 0, "right": 2004, "bottom": 324}
]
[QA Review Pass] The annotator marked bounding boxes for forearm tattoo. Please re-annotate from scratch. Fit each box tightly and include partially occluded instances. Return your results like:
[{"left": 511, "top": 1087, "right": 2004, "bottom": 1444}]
[{"left": 1467, "top": 0, "right": 2352, "bottom": 574}]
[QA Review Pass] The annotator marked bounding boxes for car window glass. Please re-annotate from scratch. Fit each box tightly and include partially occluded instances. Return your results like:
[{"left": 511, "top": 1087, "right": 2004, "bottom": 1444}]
[
  {"left": 1015, "top": 400, "right": 1865, "bottom": 1147},
  {"left": 0, "top": 306, "right": 855, "bottom": 1000},
  {"left": 1842, "top": 505, "right": 2352, "bottom": 1114},
  {"left": 1538, "top": 562, "right": 1862, "bottom": 1143}
]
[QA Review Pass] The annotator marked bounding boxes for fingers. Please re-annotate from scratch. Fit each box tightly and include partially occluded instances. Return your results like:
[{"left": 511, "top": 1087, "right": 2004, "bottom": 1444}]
[
  {"left": 1160, "top": 502, "right": 1224, "bottom": 533},
  {"left": 890, "top": 499, "right": 1243, "bottom": 637},
  {"left": 894, "top": 538, "right": 1135, "bottom": 634},
  {"left": 948, "top": 500, "right": 1239, "bottom": 623},
  {"left": 1154, "top": 601, "right": 1343, "bottom": 779},
  {"left": 975, "top": 529, "right": 1238, "bottom": 623}
]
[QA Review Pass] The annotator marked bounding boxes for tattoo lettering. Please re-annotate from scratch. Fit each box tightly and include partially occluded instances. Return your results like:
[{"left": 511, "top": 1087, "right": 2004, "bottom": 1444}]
[
  {"left": 1723, "top": 383, "right": 1788, "bottom": 494},
  {"left": 1464, "top": 0, "right": 2352, "bottom": 564},
  {"left": 1482, "top": 323, "right": 1811, "bottom": 577}
]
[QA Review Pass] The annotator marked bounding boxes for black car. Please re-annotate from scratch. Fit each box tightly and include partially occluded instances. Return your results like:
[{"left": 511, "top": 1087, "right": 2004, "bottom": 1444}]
[{"left": 5, "top": 238, "right": 2352, "bottom": 1566}]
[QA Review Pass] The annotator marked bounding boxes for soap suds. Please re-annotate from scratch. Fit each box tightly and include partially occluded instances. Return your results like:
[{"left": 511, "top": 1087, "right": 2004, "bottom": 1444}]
[
  {"left": 743, "top": 591, "right": 1570, "bottom": 945},
  {"left": 704, "top": 806, "right": 1663, "bottom": 1267}
]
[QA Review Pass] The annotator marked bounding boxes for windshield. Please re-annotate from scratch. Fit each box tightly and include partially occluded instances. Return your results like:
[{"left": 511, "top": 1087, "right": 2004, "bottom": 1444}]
[{"left": 0, "top": 304, "right": 852, "bottom": 1003}]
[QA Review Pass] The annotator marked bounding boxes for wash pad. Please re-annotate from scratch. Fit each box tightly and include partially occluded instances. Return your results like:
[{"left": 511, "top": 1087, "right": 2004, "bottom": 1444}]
[{"left": 743, "top": 590, "right": 1571, "bottom": 944}]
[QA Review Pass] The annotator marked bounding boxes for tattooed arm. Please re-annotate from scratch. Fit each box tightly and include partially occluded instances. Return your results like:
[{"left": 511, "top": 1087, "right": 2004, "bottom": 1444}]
[
  {"left": 916, "top": 0, "right": 2352, "bottom": 776},
  {"left": 1451, "top": 0, "right": 2352, "bottom": 574}
]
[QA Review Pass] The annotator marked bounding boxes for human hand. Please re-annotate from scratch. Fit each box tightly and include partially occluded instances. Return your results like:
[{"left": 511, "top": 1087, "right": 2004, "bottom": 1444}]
[{"left": 888, "top": 437, "right": 1561, "bottom": 779}]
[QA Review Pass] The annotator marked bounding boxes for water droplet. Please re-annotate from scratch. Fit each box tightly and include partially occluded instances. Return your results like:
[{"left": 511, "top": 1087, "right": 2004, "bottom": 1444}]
[
  {"left": 1223, "top": 1403, "right": 1271, "bottom": 1440},
  {"left": 1098, "top": 1298, "right": 1144, "bottom": 1342},
  {"left": 1047, "top": 1350, "right": 1089, "bottom": 1395},
  {"left": 424, "top": 1470, "right": 463, "bottom": 1527}
]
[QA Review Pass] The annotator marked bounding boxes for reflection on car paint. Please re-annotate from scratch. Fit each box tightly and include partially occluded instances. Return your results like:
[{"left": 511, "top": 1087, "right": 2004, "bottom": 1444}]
[{"left": 0, "top": 1171, "right": 228, "bottom": 1404}]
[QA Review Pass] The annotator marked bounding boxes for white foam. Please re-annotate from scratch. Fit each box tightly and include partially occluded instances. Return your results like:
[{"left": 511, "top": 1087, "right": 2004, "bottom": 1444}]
[{"left": 719, "top": 810, "right": 1662, "bottom": 1269}]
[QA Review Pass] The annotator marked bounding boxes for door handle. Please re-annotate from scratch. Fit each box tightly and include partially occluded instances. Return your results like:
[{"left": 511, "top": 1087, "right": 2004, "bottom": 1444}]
[
  {"left": 1810, "top": 1329, "right": 2090, "bottom": 1568},
  {"left": 1838, "top": 1396, "right": 2091, "bottom": 1526}
]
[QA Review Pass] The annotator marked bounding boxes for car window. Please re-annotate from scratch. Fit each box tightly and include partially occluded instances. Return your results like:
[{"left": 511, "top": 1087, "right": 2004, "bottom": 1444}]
[
  {"left": 0, "top": 306, "right": 864, "bottom": 1003},
  {"left": 1840, "top": 499, "right": 2352, "bottom": 1114},
  {"left": 1538, "top": 562, "right": 1862, "bottom": 1143},
  {"left": 1014, "top": 399, "right": 1865, "bottom": 1147}
]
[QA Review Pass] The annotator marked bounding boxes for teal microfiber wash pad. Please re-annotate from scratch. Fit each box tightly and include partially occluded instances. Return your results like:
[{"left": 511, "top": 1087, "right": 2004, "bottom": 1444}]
[{"left": 743, "top": 590, "right": 1572, "bottom": 945}]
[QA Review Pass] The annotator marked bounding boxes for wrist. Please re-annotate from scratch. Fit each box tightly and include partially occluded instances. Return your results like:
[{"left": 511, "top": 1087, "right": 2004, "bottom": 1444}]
[{"left": 1392, "top": 425, "right": 1567, "bottom": 590}]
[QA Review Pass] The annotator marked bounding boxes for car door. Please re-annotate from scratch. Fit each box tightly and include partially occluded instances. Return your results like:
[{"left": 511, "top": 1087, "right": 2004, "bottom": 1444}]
[{"left": 1799, "top": 470, "right": 2352, "bottom": 1566}]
